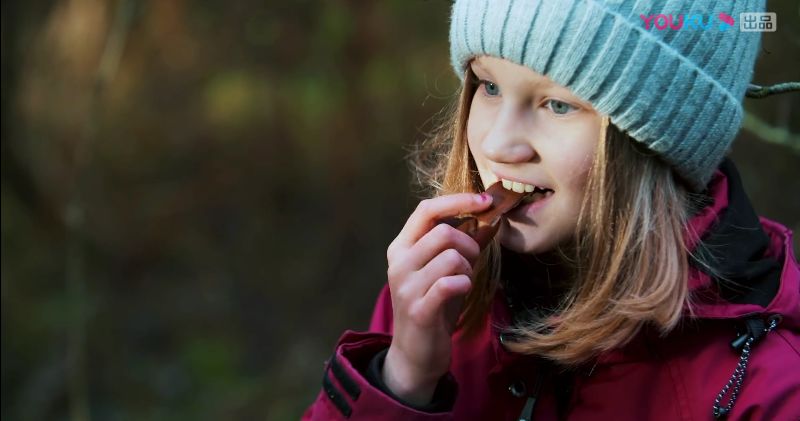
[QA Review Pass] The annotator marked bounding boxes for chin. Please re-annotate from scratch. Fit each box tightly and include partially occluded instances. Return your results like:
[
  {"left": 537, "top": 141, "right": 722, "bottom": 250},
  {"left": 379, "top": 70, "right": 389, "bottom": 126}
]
[{"left": 498, "top": 222, "right": 560, "bottom": 255}]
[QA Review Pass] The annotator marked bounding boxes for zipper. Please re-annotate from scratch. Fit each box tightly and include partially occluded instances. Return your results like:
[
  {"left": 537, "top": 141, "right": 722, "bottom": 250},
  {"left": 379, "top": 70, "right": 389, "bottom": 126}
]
[{"left": 517, "top": 368, "right": 545, "bottom": 421}]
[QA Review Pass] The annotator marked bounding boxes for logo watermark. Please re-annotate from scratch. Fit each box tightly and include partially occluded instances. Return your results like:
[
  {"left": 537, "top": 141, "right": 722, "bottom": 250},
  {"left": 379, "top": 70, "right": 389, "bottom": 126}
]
[
  {"left": 640, "top": 12, "right": 777, "bottom": 32},
  {"left": 640, "top": 12, "right": 735, "bottom": 31},
  {"left": 740, "top": 12, "right": 776, "bottom": 32}
]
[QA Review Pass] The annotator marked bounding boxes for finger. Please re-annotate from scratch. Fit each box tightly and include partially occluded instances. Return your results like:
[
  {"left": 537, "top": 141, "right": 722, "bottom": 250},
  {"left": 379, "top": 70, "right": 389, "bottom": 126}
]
[
  {"left": 405, "top": 223, "right": 481, "bottom": 271},
  {"left": 395, "top": 193, "right": 492, "bottom": 249},
  {"left": 410, "top": 275, "right": 472, "bottom": 326},
  {"left": 411, "top": 248, "right": 473, "bottom": 296}
]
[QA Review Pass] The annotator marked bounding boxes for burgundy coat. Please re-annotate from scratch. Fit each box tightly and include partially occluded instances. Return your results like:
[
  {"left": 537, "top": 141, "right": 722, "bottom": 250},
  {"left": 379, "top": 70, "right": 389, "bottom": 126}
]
[{"left": 302, "top": 161, "right": 800, "bottom": 420}]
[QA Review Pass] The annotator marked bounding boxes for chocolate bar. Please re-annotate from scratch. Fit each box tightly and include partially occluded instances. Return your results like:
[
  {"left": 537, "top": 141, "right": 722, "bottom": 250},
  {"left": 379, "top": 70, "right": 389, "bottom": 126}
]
[{"left": 437, "top": 182, "right": 529, "bottom": 250}]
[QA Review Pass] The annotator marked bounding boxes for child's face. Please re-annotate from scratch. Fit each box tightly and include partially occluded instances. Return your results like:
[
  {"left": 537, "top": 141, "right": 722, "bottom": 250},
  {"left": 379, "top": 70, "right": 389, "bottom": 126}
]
[{"left": 467, "top": 56, "right": 603, "bottom": 255}]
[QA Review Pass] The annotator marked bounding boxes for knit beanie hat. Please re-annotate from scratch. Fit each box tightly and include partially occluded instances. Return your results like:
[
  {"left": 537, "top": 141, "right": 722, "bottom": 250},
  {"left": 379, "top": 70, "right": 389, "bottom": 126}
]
[{"left": 449, "top": 0, "right": 765, "bottom": 192}]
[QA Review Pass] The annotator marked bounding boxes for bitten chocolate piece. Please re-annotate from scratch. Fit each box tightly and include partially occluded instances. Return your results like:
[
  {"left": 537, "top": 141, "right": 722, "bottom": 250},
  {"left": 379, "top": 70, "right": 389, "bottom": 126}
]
[{"left": 438, "top": 182, "right": 528, "bottom": 250}]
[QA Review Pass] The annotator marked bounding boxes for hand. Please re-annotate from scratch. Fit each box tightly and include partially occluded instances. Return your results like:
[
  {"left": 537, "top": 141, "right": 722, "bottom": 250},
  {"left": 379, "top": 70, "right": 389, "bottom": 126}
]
[{"left": 382, "top": 192, "right": 492, "bottom": 405}]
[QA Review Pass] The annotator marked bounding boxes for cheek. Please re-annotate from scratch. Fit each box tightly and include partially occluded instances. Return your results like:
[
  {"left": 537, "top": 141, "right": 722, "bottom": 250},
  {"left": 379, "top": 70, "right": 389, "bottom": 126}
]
[
  {"left": 561, "top": 151, "right": 595, "bottom": 190},
  {"left": 556, "top": 120, "right": 601, "bottom": 190},
  {"left": 466, "top": 102, "right": 489, "bottom": 184},
  {"left": 466, "top": 99, "right": 492, "bottom": 152},
  {"left": 466, "top": 118, "right": 478, "bottom": 153}
]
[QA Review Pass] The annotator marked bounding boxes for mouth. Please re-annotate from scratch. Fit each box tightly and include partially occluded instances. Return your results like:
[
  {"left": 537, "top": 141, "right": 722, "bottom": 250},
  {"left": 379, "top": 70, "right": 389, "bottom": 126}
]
[
  {"left": 493, "top": 177, "right": 554, "bottom": 210},
  {"left": 437, "top": 180, "right": 552, "bottom": 249},
  {"left": 517, "top": 187, "right": 554, "bottom": 207}
]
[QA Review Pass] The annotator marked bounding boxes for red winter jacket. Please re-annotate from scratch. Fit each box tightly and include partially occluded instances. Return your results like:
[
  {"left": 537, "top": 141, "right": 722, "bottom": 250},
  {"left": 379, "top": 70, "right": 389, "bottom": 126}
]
[{"left": 302, "top": 160, "right": 800, "bottom": 420}]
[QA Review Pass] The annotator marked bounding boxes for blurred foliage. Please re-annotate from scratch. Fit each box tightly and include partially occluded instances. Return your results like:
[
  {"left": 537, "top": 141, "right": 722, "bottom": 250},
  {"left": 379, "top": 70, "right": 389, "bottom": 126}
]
[{"left": 1, "top": 1, "right": 798, "bottom": 420}]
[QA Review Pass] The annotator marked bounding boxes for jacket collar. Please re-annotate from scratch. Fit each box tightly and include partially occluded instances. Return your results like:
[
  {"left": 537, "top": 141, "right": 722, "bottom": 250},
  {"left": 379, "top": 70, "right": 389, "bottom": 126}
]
[{"left": 687, "top": 159, "right": 799, "bottom": 326}]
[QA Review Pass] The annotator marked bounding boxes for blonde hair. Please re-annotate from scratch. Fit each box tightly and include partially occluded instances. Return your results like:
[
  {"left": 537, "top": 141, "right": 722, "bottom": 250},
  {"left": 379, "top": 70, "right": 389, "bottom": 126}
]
[{"left": 410, "top": 65, "right": 705, "bottom": 365}]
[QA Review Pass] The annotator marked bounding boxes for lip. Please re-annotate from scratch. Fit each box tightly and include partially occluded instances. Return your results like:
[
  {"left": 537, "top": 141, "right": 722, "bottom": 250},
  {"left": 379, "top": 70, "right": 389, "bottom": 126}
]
[
  {"left": 490, "top": 171, "right": 552, "bottom": 191},
  {"left": 507, "top": 191, "right": 554, "bottom": 219}
]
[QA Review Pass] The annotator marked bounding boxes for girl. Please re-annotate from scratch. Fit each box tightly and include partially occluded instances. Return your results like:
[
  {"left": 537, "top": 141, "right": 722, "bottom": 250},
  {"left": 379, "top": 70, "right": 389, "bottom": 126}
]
[{"left": 303, "top": 0, "right": 799, "bottom": 420}]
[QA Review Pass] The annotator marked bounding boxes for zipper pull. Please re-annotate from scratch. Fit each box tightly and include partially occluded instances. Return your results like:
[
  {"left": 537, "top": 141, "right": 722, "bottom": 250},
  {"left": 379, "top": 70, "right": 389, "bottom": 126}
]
[
  {"left": 518, "top": 395, "right": 537, "bottom": 421},
  {"left": 713, "top": 316, "right": 780, "bottom": 419},
  {"left": 517, "top": 371, "right": 544, "bottom": 421}
]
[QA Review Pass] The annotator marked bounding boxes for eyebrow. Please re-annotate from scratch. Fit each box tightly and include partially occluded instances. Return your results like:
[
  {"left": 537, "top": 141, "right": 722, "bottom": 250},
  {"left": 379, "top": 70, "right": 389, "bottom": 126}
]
[
  {"left": 469, "top": 60, "right": 490, "bottom": 75},
  {"left": 471, "top": 60, "right": 556, "bottom": 90}
]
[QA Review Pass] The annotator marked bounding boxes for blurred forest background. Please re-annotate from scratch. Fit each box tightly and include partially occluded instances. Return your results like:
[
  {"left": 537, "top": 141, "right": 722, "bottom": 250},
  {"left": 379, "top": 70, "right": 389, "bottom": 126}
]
[{"left": 1, "top": 1, "right": 798, "bottom": 420}]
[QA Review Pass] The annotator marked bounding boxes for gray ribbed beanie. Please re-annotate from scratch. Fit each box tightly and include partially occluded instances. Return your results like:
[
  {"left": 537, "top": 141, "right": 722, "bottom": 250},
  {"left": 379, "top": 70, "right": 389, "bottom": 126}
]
[{"left": 449, "top": 0, "right": 765, "bottom": 191}]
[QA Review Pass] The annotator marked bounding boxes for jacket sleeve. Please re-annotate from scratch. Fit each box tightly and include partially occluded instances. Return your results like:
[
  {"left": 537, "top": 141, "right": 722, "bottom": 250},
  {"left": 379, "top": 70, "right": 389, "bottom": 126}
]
[{"left": 300, "top": 283, "right": 459, "bottom": 420}]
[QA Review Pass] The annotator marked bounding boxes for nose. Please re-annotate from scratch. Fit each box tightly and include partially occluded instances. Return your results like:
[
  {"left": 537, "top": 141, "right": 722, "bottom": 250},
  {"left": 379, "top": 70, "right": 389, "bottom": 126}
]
[{"left": 480, "top": 106, "right": 538, "bottom": 164}]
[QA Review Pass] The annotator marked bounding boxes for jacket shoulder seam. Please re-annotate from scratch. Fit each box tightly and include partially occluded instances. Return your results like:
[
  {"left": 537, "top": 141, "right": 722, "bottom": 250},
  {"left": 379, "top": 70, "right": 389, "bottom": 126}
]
[{"left": 773, "top": 329, "right": 800, "bottom": 358}]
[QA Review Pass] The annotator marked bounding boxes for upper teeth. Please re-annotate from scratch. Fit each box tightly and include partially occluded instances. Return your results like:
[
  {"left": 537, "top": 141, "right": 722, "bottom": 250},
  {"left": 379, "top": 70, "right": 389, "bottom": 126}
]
[{"left": 500, "top": 178, "right": 540, "bottom": 194}]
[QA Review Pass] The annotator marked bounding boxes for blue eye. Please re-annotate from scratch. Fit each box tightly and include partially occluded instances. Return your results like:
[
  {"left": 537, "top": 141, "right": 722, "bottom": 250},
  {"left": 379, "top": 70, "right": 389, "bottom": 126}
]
[
  {"left": 479, "top": 80, "right": 500, "bottom": 97},
  {"left": 546, "top": 99, "right": 577, "bottom": 115}
]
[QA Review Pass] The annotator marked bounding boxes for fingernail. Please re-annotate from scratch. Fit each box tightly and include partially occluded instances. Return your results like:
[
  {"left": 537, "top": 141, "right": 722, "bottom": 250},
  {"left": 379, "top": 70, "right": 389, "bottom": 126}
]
[{"left": 476, "top": 193, "right": 491, "bottom": 204}]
